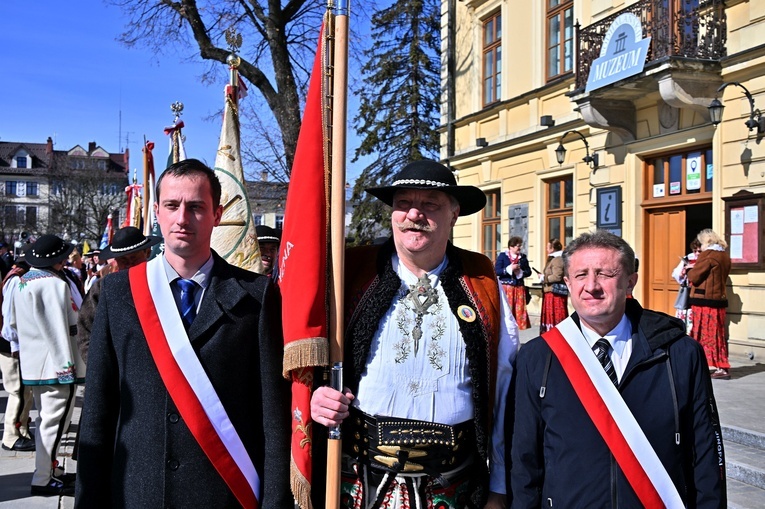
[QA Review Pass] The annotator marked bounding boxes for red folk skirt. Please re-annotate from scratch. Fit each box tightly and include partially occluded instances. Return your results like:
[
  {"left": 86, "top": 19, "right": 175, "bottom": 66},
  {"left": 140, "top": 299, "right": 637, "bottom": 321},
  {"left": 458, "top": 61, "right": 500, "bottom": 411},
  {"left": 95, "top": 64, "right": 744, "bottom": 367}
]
[
  {"left": 501, "top": 283, "right": 531, "bottom": 330},
  {"left": 539, "top": 291, "right": 569, "bottom": 334},
  {"left": 690, "top": 305, "right": 729, "bottom": 370}
]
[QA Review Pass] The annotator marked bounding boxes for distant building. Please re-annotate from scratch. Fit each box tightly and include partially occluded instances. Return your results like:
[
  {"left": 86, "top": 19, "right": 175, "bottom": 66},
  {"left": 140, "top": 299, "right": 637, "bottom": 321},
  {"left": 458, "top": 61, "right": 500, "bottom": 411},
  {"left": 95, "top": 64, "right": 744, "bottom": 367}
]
[
  {"left": 246, "top": 175, "right": 356, "bottom": 237},
  {"left": 246, "top": 175, "right": 287, "bottom": 231},
  {"left": 0, "top": 137, "right": 128, "bottom": 251}
]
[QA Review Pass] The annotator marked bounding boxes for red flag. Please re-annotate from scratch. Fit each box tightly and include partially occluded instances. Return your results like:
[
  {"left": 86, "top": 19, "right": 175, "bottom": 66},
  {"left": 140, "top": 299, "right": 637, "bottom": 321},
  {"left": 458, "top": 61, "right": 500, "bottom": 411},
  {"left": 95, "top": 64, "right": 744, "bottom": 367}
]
[{"left": 278, "top": 20, "right": 329, "bottom": 509}]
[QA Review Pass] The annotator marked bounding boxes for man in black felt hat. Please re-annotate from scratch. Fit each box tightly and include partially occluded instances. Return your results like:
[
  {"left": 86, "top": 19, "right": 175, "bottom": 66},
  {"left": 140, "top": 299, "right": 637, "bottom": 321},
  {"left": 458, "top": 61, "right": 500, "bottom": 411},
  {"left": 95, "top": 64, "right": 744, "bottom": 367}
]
[
  {"left": 255, "top": 225, "right": 281, "bottom": 278},
  {"left": 76, "top": 226, "right": 160, "bottom": 364},
  {"left": 8, "top": 234, "right": 84, "bottom": 496},
  {"left": 310, "top": 159, "right": 520, "bottom": 509}
]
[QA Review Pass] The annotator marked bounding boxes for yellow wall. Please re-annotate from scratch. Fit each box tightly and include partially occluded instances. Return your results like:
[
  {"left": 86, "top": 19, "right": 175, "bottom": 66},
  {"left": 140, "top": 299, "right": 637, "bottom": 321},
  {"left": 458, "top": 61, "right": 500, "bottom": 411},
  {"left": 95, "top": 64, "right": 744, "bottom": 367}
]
[{"left": 447, "top": 0, "right": 765, "bottom": 357}]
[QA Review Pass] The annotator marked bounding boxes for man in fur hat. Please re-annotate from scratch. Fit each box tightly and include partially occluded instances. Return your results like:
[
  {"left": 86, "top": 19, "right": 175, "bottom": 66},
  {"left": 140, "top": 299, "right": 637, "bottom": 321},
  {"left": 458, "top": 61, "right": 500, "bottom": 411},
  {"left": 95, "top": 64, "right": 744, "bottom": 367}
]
[
  {"left": 310, "top": 159, "right": 519, "bottom": 509},
  {"left": 9, "top": 234, "right": 84, "bottom": 496}
]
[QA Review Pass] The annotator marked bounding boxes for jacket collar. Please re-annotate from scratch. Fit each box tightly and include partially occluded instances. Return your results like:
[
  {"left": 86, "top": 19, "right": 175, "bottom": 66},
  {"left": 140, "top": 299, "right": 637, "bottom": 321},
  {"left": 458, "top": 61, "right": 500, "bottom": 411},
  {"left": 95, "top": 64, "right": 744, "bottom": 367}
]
[{"left": 187, "top": 251, "right": 252, "bottom": 340}]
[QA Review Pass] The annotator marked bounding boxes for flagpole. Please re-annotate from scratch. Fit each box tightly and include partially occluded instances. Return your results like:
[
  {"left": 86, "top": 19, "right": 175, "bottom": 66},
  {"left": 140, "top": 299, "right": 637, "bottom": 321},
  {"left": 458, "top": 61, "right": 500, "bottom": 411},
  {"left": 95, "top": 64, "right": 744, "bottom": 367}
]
[
  {"left": 142, "top": 136, "right": 150, "bottom": 235},
  {"left": 326, "top": 0, "right": 349, "bottom": 507}
]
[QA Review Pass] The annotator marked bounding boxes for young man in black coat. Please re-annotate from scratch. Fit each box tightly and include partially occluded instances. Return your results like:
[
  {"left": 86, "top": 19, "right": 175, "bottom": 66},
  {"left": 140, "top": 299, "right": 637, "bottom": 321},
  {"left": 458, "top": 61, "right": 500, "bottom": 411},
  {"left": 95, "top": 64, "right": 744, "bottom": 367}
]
[{"left": 75, "top": 159, "right": 291, "bottom": 508}]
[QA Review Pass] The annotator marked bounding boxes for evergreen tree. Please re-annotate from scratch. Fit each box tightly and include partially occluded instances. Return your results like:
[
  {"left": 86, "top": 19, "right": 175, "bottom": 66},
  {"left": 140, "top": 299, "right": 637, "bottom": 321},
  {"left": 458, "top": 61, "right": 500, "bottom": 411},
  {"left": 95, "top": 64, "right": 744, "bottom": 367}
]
[{"left": 349, "top": 0, "right": 441, "bottom": 245}]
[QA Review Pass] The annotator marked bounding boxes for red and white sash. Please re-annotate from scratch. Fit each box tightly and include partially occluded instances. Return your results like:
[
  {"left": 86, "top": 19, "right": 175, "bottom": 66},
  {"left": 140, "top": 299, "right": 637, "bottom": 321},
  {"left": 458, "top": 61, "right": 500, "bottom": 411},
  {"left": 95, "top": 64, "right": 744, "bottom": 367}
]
[
  {"left": 543, "top": 317, "right": 683, "bottom": 509},
  {"left": 129, "top": 257, "right": 260, "bottom": 509}
]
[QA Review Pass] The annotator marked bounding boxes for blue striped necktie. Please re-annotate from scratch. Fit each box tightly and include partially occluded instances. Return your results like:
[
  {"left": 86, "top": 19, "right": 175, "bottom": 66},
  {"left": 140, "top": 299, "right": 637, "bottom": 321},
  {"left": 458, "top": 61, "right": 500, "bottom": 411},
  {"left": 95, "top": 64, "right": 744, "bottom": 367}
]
[
  {"left": 593, "top": 338, "right": 618, "bottom": 386},
  {"left": 177, "top": 279, "right": 197, "bottom": 330}
]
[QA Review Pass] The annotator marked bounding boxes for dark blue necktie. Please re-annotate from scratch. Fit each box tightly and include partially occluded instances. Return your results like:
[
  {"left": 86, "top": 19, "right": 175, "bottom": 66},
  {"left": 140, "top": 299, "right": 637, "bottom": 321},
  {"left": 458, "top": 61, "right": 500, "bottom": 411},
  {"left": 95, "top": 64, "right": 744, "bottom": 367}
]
[
  {"left": 177, "top": 279, "right": 197, "bottom": 330},
  {"left": 593, "top": 338, "right": 618, "bottom": 386}
]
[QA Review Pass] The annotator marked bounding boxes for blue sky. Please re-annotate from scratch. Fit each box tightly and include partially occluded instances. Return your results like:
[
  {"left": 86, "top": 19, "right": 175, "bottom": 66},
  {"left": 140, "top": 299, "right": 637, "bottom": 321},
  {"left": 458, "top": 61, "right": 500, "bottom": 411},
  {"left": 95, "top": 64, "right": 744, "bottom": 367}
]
[{"left": 0, "top": 1, "right": 366, "bottom": 182}]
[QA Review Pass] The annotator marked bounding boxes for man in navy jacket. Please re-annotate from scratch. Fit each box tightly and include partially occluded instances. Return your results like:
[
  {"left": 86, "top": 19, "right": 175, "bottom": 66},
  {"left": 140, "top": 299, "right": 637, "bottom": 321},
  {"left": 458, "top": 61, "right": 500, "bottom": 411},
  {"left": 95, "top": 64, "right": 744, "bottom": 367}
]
[{"left": 510, "top": 230, "right": 725, "bottom": 508}]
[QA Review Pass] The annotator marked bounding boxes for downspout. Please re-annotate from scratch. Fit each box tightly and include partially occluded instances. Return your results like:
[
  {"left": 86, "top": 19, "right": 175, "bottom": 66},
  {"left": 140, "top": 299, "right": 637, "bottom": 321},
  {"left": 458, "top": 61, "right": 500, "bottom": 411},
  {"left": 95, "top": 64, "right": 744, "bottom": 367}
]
[{"left": 446, "top": 0, "right": 457, "bottom": 159}]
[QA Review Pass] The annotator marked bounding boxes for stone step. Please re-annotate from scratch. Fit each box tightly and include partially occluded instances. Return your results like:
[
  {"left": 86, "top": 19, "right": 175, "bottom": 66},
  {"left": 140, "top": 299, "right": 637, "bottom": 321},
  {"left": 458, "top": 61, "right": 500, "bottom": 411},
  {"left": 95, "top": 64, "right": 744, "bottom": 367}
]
[
  {"left": 723, "top": 425, "right": 765, "bottom": 451},
  {"left": 726, "top": 440, "right": 765, "bottom": 491},
  {"left": 727, "top": 478, "right": 765, "bottom": 509}
]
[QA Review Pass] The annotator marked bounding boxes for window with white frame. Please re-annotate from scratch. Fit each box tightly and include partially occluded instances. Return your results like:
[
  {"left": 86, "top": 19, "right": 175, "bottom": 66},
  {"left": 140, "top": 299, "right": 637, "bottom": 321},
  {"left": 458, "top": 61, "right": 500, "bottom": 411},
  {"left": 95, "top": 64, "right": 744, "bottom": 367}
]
[
  {"left": 546, "top": 0, "right": 574, "bottom": 81},
  {"left": 545, "top": 175, "right": 574, "bottom": 246},
  {"left": 482, "top": 11, "right": 502, "bottom": 107}
]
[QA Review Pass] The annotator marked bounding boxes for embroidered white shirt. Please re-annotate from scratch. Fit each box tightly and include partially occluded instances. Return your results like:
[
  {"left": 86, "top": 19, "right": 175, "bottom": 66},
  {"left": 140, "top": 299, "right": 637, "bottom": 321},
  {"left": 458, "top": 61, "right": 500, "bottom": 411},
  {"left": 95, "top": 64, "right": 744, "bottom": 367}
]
[{"left": 355, "top": 253, "right": 519, "bottom": 494}]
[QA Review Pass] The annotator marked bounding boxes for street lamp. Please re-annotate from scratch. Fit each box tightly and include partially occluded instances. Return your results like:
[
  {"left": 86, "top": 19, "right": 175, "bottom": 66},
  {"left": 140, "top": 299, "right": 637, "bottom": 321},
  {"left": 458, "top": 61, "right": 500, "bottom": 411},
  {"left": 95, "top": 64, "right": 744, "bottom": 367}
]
[
  {"left": 708, "top": 82, "right": 765, "bottom": 133},
  {"left": 555, "top": 130, "right": 599, "bottom": 170}
]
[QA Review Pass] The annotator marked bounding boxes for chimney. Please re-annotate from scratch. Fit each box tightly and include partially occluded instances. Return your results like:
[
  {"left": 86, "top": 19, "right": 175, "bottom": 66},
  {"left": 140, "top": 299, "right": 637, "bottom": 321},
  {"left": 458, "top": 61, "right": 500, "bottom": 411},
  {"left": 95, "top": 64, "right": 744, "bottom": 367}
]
[
  {"left": 124, "top": 148, "right": 130, "bottom": 174},
  {"left": 46, "top": 137, "right": 53, "bottom": 155},
  {"left": 88, "top": 141, "right": 96, "bottom": 153},
  {"left": 261, "top": 171, "right": 268, "bottom": 182}
]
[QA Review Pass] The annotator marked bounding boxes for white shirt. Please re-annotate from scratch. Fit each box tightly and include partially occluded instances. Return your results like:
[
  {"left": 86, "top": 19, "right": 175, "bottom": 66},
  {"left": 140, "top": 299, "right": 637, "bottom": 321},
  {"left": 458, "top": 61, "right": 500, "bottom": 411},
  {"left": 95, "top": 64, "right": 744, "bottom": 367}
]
[
  {"left": 355, "top": 253, "right": 519, "bottom": 493},
  {"left": 161, "top": 254, "right": 214, "bottom": 316},
  {"left": 580, "top": 314, "right": 633, "bottom": 382}
]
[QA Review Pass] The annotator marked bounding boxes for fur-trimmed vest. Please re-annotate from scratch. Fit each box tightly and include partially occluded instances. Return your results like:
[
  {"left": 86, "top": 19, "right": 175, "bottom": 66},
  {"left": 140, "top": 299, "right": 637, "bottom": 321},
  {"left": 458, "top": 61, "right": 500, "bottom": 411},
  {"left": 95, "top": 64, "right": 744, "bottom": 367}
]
[{"left": 343, "top": 239, "right": 501, "bottom": 505}]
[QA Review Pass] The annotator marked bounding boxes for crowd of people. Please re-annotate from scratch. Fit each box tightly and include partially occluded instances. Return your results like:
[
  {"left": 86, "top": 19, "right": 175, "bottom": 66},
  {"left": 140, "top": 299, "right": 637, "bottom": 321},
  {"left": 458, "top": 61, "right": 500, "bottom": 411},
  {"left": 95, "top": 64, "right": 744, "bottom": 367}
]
[{"left": 0, "top": 157, "right": 730, "bottom": 508}]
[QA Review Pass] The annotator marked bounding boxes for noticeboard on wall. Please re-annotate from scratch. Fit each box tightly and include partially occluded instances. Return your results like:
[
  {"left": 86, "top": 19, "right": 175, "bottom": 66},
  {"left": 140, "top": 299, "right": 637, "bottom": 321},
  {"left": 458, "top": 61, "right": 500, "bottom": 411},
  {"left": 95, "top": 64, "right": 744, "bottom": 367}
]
[{"left": 723, "top": 191, "right": 765, "bottom": 270}]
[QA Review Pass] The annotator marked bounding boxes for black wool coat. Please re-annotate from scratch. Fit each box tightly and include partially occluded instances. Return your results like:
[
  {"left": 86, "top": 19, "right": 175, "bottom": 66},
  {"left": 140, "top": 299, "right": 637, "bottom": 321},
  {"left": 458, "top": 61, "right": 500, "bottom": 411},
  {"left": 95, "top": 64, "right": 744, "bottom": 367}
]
[{"left": 75, "top": 253, "right": 291, "bottom": 508}]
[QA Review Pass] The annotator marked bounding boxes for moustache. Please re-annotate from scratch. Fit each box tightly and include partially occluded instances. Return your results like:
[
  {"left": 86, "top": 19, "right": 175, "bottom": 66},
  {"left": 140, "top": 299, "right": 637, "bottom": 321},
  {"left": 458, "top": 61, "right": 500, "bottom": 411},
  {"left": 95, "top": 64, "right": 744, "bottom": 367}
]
[{"left": 395, "top": 221, "right": 435, "bottom": 233}]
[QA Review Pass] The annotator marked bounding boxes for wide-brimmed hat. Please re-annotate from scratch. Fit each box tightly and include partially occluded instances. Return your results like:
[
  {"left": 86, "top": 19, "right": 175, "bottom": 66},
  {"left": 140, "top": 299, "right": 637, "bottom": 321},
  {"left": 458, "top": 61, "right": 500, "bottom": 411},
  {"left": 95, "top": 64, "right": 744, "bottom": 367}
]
[
  {"left": 365, "top": 160, "right": 487, "bottom": 216},
  {"left": 24, "top": 234, "right": 75, "bottom": 268},
  {"left": 100, "top": 227, "right": 161, "bottom": 260},
  {"left": 256, "top": 225, "right": 281, "bottom": 244}
]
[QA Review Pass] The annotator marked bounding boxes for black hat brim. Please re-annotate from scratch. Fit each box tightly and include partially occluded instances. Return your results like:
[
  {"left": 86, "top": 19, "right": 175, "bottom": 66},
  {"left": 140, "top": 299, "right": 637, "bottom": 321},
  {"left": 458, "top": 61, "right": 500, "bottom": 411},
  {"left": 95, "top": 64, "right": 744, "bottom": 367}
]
[
  {"left": 100, "top": 236, "right": 161, "bottom": 260},
  {"left": 24, "top": 243, "right": 76, "bottom": 268},
  {"left": 366, "top": 185, "right": 487, "bottom": 217}
]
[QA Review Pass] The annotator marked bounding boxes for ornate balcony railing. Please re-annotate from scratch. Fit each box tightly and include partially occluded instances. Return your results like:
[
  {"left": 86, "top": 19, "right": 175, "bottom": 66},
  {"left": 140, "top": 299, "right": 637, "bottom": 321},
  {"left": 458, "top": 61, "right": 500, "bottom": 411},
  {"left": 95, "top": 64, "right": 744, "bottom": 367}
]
[{"left": 575, "top": 0, "right": 726, "bottom": 91}]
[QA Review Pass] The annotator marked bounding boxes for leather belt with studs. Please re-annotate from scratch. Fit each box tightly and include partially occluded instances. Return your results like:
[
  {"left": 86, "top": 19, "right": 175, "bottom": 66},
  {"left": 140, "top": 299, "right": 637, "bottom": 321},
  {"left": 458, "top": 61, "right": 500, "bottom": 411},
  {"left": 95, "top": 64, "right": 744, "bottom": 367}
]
[{"left": 343, "top": 407, "right": 474, "bottom": 478}]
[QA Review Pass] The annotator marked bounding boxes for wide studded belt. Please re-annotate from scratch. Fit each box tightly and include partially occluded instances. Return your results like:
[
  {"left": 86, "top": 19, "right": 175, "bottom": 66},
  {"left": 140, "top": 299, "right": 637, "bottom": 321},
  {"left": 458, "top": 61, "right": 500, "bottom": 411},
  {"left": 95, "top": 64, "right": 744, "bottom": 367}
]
[{"left": 343, "top": 406, "right": 474, "bottom": 477}]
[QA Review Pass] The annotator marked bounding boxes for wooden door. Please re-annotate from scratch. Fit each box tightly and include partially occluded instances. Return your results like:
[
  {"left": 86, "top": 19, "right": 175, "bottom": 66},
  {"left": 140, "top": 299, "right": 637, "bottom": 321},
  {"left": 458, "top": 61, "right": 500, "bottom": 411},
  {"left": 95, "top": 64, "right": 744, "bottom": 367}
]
[{"left": 645, "top": 208, "right": 687, "bottom": 315}]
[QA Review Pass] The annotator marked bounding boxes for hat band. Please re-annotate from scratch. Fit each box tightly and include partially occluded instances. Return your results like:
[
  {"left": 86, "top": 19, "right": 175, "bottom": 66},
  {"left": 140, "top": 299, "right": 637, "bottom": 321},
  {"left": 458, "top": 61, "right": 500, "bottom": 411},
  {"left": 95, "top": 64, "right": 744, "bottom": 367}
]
[
  {"left": 111, "top": 239, "right": 150, "bottom": 253},
  {"left": 391, "top": 178, "right": 450, "bottom": 188},
  {"left": 258, "top": 236, "right": 280, "bottom": 243},
  {"left": 31, "top": 244, "right": 68, "bottom": 259}
]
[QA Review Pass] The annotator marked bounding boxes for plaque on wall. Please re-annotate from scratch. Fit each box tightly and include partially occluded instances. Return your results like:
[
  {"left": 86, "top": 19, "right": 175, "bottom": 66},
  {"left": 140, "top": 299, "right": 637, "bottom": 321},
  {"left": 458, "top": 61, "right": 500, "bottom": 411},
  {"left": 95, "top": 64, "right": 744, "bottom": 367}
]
[
  {"left": 596, "top": 186, "right": 622, "bottom": 236},
  {"left": 507, "top": 203, "right": 529, "bottom": 248}
]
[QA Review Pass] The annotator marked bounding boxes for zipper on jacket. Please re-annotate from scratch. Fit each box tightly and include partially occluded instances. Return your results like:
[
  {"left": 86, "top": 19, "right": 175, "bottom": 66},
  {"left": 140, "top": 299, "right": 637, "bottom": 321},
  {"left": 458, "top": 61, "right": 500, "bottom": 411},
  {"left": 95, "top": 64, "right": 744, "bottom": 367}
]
[{"left": 664, "top": 355, "right": 681, "bottom": 445}]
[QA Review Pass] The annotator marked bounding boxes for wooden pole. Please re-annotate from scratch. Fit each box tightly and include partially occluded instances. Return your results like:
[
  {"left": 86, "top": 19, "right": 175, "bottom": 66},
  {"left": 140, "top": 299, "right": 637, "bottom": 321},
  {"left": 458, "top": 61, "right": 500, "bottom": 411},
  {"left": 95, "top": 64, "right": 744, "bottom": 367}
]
[
  {"left": 325, "top": 1, "right": 349, "bottom": 507},
  {"left": 142, "top": 136, "right": 151, "bottom": 236}
]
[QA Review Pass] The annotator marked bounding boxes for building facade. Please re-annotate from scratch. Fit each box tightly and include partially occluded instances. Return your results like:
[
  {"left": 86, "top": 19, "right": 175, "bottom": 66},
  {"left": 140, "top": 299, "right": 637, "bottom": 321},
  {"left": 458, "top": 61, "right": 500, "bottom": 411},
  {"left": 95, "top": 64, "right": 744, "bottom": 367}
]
[
  {"left": 0, "top": 138, "right": 128, "bottom": 251},
  {"left": 443, "top": 0, "right": 765, "bottom": 357}
]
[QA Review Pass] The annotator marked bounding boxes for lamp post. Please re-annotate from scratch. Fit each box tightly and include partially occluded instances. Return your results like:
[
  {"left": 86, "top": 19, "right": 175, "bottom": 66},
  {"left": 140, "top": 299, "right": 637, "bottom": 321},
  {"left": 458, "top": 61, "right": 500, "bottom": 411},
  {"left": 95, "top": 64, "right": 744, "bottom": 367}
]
[
  {"left": 555, "top": 130, "right": 599, "bottom": 170},
  {"left": 708, "top": 82, "right": 765, "bottom": 133}
]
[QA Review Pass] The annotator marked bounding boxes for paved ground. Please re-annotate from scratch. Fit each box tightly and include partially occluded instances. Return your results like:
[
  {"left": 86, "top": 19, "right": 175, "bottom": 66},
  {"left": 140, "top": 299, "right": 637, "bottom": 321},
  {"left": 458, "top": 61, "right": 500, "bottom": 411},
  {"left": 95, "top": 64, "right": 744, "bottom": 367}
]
[
  {"left": 1, "top": 322, "right": 762, "bottom": 507},
  {"left": 0, "top": 384, "right": 79, "bottom": 509}
]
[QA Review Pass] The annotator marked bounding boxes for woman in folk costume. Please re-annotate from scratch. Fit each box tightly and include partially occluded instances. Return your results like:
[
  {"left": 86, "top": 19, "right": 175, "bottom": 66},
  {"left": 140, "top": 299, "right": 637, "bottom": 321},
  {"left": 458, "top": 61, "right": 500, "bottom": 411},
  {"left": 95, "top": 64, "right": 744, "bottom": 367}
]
[
  {"left": 539, "top": 238, "right": 568, "bottom": 334},
  {"left": 495, "top": 236, "right": 531, "bottom": 329},
  {"left": 687, "top": 228, "right": 732, "bottom": 380},
  {"left": 671, "top": 238, "right": 701, "bottom": 334}
]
